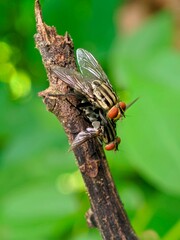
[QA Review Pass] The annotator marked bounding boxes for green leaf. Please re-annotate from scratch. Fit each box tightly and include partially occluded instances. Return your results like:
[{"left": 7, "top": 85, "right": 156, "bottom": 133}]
[
  {"left": 163, "top": 221, "right": 180, "bottom": 240},
  {"left": 111, "top": 12, "right": 180, "bottom": 196}
]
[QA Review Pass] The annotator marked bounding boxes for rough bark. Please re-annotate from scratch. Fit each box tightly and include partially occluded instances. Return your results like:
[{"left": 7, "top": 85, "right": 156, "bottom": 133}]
[{"left": 34, "top": 1, "right": 138, "bottom": 239}]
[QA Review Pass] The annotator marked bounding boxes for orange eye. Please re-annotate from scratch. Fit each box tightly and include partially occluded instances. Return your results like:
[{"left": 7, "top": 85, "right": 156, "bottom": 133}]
[
  {"left": 105, "top": 142, "right": 116, "bottom": 151},
  {"left": 119, "top": 102, "right": 126, "bottom": 111},
  {"left": 107, "top": 106, "right": 119, "bottom": 119},
  {"left": 105, "top": 137, "right": 121, "bottom": 151}
]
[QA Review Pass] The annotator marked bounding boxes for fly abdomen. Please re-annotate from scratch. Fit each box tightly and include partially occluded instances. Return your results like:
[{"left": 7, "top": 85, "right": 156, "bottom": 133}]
[
  {"left": 78, "top": 100, "right": 100, "bottom": 123},
  {"left": 82, "top": 106, "right": 99, "bottom": 123},
  {"left": 92, "top": 80, "right": 118, "bottom": 111}
]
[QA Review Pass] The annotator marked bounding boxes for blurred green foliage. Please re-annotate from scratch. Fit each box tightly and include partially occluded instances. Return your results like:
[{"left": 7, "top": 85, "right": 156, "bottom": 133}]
[{"left": 0, "top": 0, "right": 180, "bottom": 240}]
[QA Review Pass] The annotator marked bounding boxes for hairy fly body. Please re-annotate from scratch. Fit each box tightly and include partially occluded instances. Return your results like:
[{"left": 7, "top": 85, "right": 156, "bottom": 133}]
[
  {"left": 51, "top": 48, "right": 137, "bottom": 151},
  {"left": 51, "top": 48, "right": 128, "bottom": 121},
  {"left": 73, "top": 97, "right": 121, "bottom": 151},
  {"left": 70, "top": 114, "right": 120, "bottom": 151}
]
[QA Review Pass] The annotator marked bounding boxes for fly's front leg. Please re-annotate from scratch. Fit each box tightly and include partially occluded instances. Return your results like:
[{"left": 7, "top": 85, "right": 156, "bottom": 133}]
[
  {"left": 48, "top": 91, "right": 85, "bottom": 118},
  {"left": 47, "top": 90, "right": 76, "bottom": 99}
]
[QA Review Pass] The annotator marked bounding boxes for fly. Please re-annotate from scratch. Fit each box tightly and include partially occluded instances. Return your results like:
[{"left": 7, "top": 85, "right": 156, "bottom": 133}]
[
  {"left": 48, "top": 90, "right": 121, "bottom": 151},
  {"left": 51, "top": 48, "right": 138, "bottom": 121},
  {"left": 74, "top": 100, "right": 121, "bottom": 151},
  {"left": 70, "top": 116, "right": 120, "bottom": 151}
]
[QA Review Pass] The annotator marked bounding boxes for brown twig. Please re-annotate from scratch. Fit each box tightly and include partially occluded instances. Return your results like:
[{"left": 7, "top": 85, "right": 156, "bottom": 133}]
[{"left": 34, "top": 1, "right": 138, "bottom": 239}]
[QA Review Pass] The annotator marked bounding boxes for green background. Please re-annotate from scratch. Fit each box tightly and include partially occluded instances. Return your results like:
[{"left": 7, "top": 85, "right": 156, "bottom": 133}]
[{"left": 0, "top": 0, "right": 180, "bottom": 239}]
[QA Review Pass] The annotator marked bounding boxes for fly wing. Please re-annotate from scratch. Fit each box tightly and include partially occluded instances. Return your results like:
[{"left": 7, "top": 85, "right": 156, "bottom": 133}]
[
  {"left": 76, "top": 48, "right": 113, "bottom": 88},
  {"left": 70, "top": 128, "right": 98, "bottom": 150},
  {"left": 51, "top": 66, "right": 94, "bottom": 99}
]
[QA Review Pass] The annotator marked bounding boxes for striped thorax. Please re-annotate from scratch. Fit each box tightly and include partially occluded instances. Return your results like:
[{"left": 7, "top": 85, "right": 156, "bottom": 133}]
[{"left": 91, "top": 80, "right": 118, "bottom": 110}]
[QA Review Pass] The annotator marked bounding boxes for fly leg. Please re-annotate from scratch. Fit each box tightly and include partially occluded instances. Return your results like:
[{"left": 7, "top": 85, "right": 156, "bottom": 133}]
[{"left": 47, "top": 91, "right": 86, "bottom": 117}]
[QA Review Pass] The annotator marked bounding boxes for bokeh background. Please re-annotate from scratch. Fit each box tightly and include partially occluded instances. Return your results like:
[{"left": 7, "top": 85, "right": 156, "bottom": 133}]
[{"left": 1, "top": 0, "right": 180, "bottom": 239}]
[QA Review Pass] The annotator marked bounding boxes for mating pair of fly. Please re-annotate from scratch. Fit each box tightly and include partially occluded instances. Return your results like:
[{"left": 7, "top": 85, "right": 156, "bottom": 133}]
[{"left": 51, "top": 48, "right": 138, "bottom": 151}]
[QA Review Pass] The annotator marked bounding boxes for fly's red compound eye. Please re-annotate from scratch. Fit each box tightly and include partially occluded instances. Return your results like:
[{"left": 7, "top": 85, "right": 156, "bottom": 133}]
[
  {"left": 105, "top": 142, "right": 116, "bottom": 151},
  {"left": 107, "top": 106, "right": 119, "bottom": 119},
  {"left": 105, "top": 137, "right": 121, "bottom": 151},
  {"left": 119, "top": 102, "right": 126, "bottom": 111}
]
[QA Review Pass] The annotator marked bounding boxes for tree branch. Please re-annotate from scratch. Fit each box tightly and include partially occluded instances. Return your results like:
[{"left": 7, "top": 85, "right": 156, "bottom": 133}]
[{"left": 34, "top": 1, "right": 138, "bottom": 239}]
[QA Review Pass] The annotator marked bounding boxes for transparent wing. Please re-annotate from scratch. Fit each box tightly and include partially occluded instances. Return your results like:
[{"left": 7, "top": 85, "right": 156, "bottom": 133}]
[
  {"left": 51, "top": 66, "right": 94, "bottom": 99},
  {"left": 70, "top": 128, "right": 98, "bottom": 150},
  {"left": 76, "top": 48, "right": 113, "bottom": 88}
]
